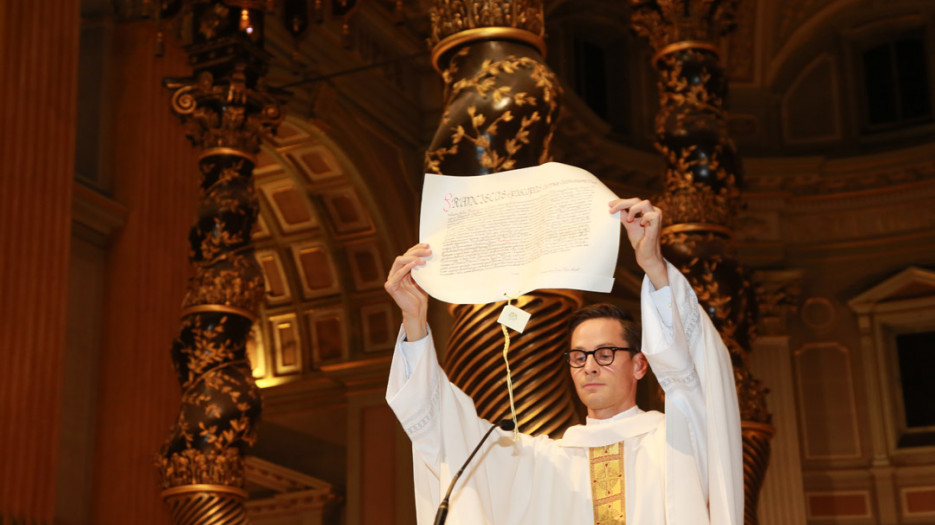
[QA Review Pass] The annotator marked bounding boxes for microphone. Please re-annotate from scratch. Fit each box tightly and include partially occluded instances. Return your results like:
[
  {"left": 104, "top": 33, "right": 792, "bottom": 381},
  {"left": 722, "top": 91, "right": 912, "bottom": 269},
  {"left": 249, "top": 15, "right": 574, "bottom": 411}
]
[{"left": 433, "top": 419, "right": 516, "bottom": 525}]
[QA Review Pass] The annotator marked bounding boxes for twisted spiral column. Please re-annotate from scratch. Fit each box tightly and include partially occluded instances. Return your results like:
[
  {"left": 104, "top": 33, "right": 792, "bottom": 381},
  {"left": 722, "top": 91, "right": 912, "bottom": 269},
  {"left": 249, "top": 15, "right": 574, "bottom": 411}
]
[
  {"left": 155, "top": 2, "right": 285, "bottom": 523},
  {"left": 446, "top": 291, "right": 582, "bottom": 436},
  {"left": 162, "top": 485, "right": 250, "bottom": 525},
  {"left": 630, "top": 2, "right": 773, "bottom": 522},
  {"left": 741, "top": 422, "right": 776, "bottom": 525}
]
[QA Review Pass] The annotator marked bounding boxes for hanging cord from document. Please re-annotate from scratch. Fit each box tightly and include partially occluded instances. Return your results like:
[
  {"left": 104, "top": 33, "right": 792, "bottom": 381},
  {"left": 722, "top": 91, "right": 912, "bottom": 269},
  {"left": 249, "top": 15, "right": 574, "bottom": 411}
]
[{"left": 501, "top": 297, "right": 520, "bottom": 440}]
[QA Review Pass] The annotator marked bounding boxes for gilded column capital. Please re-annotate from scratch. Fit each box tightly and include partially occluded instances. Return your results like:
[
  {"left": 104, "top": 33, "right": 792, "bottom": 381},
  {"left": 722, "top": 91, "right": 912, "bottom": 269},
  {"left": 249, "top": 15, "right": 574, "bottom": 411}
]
[
  {"left": 429, "top": 0, "right": 546, "bottom": 71},
  {"left": 165, "top": 68, "right": 284, "bottom": 154},
  {"left": 629, "top": 0, "right": 740, "bottom": 60}
]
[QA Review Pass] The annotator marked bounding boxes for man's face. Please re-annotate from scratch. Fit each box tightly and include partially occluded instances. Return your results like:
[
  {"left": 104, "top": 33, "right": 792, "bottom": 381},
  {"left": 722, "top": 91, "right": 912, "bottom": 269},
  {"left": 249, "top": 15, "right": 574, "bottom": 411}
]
[{"left": 569, "top": 317, "right": 647, "bottom": 420}]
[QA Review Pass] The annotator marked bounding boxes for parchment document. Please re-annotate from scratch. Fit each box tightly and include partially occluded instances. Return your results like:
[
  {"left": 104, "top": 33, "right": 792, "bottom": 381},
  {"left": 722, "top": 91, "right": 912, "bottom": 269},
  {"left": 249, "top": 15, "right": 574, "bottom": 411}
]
[{"left": 413, "top": 162, "right": 621, "bottom": 304}]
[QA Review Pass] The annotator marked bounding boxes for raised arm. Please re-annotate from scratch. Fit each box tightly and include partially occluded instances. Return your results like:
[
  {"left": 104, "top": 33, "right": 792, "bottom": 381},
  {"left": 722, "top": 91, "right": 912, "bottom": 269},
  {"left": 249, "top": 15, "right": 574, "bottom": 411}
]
[
  {"left": 611, "top": 198, "right": 742, "bottom": 524},
  {"left": 384, "top": 243, "right": 432, "bottom": 341}
]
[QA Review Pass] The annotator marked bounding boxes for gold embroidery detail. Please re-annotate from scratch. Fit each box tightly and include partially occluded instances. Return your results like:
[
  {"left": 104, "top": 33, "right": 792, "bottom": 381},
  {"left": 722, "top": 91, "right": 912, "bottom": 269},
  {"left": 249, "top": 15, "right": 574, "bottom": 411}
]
[{"left": 589, "top": 441, "right": 626, "bottom": 525}]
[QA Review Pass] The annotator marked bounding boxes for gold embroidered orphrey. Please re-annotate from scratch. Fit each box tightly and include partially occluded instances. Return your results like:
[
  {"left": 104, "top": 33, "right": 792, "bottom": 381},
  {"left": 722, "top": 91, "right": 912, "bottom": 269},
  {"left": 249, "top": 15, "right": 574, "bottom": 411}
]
[{"left": 589, "top": 441, "right": 626, "bottom": 524}]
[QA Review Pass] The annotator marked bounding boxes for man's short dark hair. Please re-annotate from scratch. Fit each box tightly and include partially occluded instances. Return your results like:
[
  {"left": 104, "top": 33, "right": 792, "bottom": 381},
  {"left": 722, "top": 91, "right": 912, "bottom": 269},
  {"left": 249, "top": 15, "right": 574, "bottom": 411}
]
[{"left": 567, "top": 303, "right": 641, "bottom": 353}]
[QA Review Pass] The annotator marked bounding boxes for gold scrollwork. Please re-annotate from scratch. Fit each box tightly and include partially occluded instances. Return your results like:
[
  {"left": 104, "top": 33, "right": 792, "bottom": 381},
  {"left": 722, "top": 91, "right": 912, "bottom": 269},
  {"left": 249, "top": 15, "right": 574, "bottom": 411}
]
[
  {"left": 165, "top": 67, "right": 284, "bottom": 154},
  {"left": 171, "top": 85, "right": 198, "bottom": 115}
]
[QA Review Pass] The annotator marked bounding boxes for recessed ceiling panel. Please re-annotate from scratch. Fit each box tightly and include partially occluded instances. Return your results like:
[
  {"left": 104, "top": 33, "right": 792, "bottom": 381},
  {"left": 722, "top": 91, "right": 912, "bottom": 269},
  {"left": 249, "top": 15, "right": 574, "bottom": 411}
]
[
  {"left": 345, "top": 242, "right": 385, "bottom": 291},
  {"left": 360, "top": 302, "right": 395, "bottom": 353},
  {"left": 259, "top": 180, "right": 318, "bottom": 234},
  {"left": 306, "top": 308, "right": 347, "bottom": 365},
  {"left": 320, "top": 186, "right": 374, "bottom": 236},
  {"left": 286, "top": 144, "right": 344, "bottom": 183},
  {"left": 269, "top": 313, "right": 302, "bottom": 376},
  {"left": 252, "top": 213, "right": 272, "bottom": 241},
  {"left": 268, "top": 121, "right": 312, "bottom": 147},
  {"left": 291, "top": 242, "right": 341, "bottom": 299},
  {"left": 255, "top": 249, "right": 292, "bottom": 305}
]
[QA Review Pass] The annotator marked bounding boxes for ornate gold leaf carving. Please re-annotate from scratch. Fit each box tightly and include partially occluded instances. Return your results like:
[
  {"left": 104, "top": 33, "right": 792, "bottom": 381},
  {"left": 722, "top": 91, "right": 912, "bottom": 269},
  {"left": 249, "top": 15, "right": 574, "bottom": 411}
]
[
  {"left": 630, "top": 0, "right": 740, "bottom": 53},
  {"left": 183, "top": 253, "right": 265, "bottom": 312},
  {"left": 157, "top": 447, "right": 246, "bottom": 489},
  {"left": 166, "top": 68, "right": 284, "bottom": 154},
  {"left": 425, "top": 54, "right": 560, "bottom": 174},
  {"left": 428, "top": 0, "right": 545, "bottom": 49}
]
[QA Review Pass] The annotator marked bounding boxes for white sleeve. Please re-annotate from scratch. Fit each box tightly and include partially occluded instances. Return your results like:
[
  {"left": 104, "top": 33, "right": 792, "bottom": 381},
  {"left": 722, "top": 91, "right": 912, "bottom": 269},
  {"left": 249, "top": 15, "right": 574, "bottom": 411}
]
[
  {"left": 398, "top": 328, "right": 431, "bottom": 378},
  {"left": 641, "top": 260, "right": 743, "bottom": 525},
  {"left": 640, "top": 262, "right": 708, "bottom": 508},
  {"left": 385, "top": 324, "right": 552, "bottom": 524},
  {"left": 647, "top": 285, "right": 674, "bottom": 341}
]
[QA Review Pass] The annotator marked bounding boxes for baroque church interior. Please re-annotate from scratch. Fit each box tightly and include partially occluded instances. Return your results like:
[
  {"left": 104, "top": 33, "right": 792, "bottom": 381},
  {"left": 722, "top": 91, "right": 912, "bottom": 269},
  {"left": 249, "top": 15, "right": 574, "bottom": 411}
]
[{"left": 1, "top": 0, "right": 934, "bottom": 524}]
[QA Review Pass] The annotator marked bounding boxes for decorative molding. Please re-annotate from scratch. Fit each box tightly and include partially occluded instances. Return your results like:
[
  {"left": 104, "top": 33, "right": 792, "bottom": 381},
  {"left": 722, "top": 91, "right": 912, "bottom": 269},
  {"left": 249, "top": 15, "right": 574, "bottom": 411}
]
[
  {"left": 360, "top": 302, "right": 395, "bottom": 352},
  {"left": 345, "top": 241, "right": 385, "bottom": 291},
  {"left": 305, "top": 307, "right": 348, "bottom": 365},
  {"left": 801, "top": 297, "right": 837, "bottom": 335},
  {"left": 849, "top": 269, "right": 935, "bottom": 460},
  {"left": 243, "top": 456, "right": 340, "bottom": 519},
  {"left": 900, "top": 485, "right": 935, "bottom": 518},
  {"left": 320, "top": 185, "right": 375, "bottom": 237},
  {"left": 284, "top": 143, "right": 344, "bottom": 183},
  {"left": 743, "top": 144, "right": 935, "bottom": 195},
  {"left": 247, "top": 321, "right": 267, "bottom": 380},
  {"left": 848, "top": 267, "right": 935, "bottom": 314},
  {"left": 805, "top": 490, "right": 873, "bottom": 520},
  {"left": 794, "top": 342, "right": 863, "bottom": 461},
  {"left": 781, "top": 53, "right": 841, "bottom": 144},
  {"left": 71, "top": 182, "right": 128, "bottom": 241}
]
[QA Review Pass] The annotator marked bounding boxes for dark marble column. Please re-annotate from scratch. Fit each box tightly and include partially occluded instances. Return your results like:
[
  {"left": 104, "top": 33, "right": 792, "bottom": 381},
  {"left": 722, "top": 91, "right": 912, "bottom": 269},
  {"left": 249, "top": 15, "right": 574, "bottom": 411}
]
[
  {"left": 155, "top": 2, "right": 284, "bottom": 523},
  {"left": 630, "top": 1, "right": 773, "bottom": 523}
]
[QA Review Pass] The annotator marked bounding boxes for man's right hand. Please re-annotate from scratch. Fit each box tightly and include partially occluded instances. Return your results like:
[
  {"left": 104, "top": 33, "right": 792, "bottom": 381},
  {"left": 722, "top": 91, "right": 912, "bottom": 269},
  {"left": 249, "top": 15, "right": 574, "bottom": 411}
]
[{"left": 385, "top": 243, "right": 432, "bottom": 341}]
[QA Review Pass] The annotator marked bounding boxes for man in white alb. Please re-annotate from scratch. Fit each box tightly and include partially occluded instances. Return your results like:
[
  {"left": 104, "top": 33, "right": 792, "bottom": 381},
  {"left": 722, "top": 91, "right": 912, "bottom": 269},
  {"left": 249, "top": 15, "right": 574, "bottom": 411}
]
[{"left": 384, "top": 198, "right": 743, "bottom": 524}]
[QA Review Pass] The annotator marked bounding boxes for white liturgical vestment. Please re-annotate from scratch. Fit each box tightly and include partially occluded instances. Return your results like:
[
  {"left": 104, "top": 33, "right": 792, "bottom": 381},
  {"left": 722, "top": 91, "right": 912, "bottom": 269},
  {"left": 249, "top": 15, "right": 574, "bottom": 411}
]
[{"left": 385, "top": 262, "right": 742, "bottom": 524}]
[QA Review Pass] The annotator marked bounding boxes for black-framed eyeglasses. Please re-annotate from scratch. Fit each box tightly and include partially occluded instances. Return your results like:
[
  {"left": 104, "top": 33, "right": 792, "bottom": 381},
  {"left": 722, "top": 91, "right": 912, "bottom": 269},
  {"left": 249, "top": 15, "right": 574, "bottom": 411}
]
[{"left": 564, "top": 347, "right": 633, "bottom": 368}]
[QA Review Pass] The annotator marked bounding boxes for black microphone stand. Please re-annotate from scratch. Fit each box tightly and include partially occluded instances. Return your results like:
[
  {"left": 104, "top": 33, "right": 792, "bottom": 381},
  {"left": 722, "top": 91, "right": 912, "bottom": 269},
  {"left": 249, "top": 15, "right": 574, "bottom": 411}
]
[{"left": 433, "top": 419, "right": 516, "bottom": 525}]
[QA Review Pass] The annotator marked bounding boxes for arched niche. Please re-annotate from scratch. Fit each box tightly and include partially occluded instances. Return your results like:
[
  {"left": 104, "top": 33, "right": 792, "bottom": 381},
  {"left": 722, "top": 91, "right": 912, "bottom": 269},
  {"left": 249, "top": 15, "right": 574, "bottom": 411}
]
[{"left": 245, "top": 115, "right": 411, "bottom": 390}]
